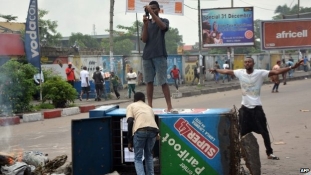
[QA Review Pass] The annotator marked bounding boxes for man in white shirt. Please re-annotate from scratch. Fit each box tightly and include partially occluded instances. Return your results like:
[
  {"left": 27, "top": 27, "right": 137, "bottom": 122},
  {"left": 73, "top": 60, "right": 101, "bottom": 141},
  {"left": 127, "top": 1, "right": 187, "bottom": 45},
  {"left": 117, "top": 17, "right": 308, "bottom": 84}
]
[
  {"left": 126, "top": 67, "right": 137, "bottom": 98},
  {"left": 209, "top": 57, "right": 303, "bottom": 160},
  {"left": 222, "top": 60, "right": 231, "bottom": 82},
  {"left": 79, "top": 66, "right": 90, "bottom": 101}
]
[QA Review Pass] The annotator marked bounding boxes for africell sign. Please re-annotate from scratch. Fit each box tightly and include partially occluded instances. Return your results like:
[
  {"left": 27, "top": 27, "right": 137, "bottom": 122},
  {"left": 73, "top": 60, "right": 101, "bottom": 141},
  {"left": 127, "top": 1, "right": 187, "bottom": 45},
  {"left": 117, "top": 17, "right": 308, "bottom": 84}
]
[{"left": 261, "top": 19, "right": 311, "bottom": 50}]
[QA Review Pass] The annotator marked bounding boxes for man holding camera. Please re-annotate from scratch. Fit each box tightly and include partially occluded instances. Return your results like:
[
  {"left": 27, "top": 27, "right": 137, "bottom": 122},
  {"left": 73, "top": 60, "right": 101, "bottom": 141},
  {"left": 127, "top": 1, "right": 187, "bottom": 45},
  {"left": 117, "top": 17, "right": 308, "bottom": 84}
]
[
  {"left": 142, "top": 1, "right": 173, "bottom": 112},
  {"left": 65, "top": 62, "right": 75, "bottom": 87}
]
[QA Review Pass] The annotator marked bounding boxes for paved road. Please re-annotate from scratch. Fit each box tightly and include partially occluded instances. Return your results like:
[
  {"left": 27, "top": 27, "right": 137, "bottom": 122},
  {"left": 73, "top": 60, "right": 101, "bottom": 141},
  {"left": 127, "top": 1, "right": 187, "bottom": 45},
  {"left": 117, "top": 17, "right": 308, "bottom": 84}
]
[{"left": 1, "top": 73, "right": 311, "bottom": 175}]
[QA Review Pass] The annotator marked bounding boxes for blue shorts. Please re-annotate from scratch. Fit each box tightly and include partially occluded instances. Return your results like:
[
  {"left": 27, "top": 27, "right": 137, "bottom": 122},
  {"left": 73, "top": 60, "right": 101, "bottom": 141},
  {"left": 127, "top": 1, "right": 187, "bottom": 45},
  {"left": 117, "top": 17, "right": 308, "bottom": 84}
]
[{"left": 143, "top": 56, "right": 167, "bottom": 85}]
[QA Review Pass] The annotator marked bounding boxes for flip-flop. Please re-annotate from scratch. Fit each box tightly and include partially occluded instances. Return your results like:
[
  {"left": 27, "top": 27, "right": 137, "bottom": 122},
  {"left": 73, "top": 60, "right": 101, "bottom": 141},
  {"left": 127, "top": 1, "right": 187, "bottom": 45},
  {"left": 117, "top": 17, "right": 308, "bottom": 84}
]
[{"left": 268, "top": 154, "right": 280, "bottom": 160}]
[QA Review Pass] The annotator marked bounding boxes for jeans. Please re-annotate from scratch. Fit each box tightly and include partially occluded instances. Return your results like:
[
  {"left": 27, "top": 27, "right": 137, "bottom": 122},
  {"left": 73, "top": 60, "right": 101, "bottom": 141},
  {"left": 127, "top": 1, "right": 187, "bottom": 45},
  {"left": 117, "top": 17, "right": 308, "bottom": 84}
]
[
  {"left": 133, "top": 130, "right": 157, "bottom": 175},
  {"left": 128, "top": 84, "right": 136, "bottom": 98},
  {"left": 143, "top": 57, "right": 167, "bottom": 85}
]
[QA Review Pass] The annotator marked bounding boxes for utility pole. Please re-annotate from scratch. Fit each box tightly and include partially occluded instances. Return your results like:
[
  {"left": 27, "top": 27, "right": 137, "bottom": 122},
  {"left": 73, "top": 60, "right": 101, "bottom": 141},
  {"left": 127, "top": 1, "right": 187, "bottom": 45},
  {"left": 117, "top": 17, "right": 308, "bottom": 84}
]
[
  {"left": 198, "top": 0, "right": 204, "bottom": 85},
  {"left": 228, "top": 0, "right": 234, "bottom": 70},
  {"left": 109, "top": 0, "right": 114, "bottom": 71}
]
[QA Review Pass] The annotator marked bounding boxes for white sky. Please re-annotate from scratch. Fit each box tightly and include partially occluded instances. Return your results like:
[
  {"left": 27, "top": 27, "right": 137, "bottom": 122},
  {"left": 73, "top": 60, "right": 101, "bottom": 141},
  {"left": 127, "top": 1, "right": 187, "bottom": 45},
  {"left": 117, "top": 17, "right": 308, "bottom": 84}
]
[{"left": 0, "top": 0, "right": 310, "bottom": 45}]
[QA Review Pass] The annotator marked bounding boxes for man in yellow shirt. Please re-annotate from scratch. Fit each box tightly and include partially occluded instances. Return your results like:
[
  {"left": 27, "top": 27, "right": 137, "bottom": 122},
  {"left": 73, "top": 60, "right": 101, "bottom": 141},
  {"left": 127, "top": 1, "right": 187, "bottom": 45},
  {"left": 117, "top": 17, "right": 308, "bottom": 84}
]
[{"left": 126, "top": 92, "right": 159, "bottom": 175}]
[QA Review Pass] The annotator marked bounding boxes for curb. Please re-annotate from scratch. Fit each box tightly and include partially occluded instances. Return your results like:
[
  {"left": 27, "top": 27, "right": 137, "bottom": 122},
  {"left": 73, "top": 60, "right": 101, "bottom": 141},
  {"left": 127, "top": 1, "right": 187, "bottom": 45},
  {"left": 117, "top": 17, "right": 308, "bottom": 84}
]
[
  {"left": 1, "top": 73, "right": 310, "bottom": 126},
  {"left": 0, "top": 116, "right": 20, "bottom": 126}
]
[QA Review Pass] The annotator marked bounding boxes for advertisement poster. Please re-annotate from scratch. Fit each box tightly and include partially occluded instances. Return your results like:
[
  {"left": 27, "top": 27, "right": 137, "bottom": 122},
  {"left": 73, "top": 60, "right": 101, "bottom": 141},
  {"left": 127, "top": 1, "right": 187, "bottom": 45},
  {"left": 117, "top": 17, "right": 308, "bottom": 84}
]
[
  {"left": 160, "top": 116, "right": 225, "bottom": 175},
  {"left": 261, "top": 19, "right": 311, "bottom": 50},
  {"left": 102, "top": 56, "right": 125, "bottom": 84},
  {"left": 126, "top": 0, "right": 184, "bottom": 16},
  {"left": 167, "top": 55, "right": 182, "bottom": 84},
  {"left": 41, "top": 56, "right": 69, "bottom": 79},
  {"left": 201, "top": 7, "right": 254, "bottom": 48},
  {"left": 184, "top": 56, "right": 198, "bottom": 84}
]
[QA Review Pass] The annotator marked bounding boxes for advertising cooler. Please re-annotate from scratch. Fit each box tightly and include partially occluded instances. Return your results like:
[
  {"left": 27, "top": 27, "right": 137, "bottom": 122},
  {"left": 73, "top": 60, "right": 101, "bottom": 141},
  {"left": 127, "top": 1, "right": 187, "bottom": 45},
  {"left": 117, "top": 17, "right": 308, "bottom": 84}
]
[{"left": 71, "top": 105, "right": 240, "bottom": 175}]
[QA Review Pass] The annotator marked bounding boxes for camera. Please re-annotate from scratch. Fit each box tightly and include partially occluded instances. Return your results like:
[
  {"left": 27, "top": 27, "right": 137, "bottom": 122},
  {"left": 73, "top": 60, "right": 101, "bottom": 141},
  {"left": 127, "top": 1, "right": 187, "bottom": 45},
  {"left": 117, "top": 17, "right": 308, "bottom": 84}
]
[{"left": 145, "top": 8, "right": 149, "bottom": 18}]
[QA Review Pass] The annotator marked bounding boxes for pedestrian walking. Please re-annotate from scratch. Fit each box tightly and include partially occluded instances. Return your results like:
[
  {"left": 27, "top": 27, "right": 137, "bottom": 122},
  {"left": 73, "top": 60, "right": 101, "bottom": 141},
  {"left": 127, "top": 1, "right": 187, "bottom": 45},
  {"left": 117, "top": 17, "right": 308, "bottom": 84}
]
[
  {"left": 213, "top": 61, "right": 220, "bottom": 83},
  {"left": 92, "top": 66, "right": 104, "bottom": 101},
  {"left": 65, "top": 62, "right": 75, "bottom": 87},
  {"left": 127, "top": 67, "right": 137, "bottom": 98},
  {"left": 222, "top": 60, "right": 231, "bottom": 83},
  {"left": 126, "top": 92, "right": 159, "bottom": 175},
  {"left": 191, "top": 63, "right": 200, "bottom": 85},
  {"left": 271, "top": 61, "right": 281, "bottom": 93},
  {"left": 79, "top": 66, "right": 90, "bottom": 101},
  {"left": 209, "top": 57, "right": 303, "bottom": 160},
  {"left": 170, "top": 65, "right": 180, "bottom": 91},
  {"left": 142, "top": 0, "right": 173, "bottom": 112},
  {"left": 110, "top": 72, "right": 120, "bottom": 99},
  {"left": 33, "top": 70, "right": 44, "bottom": 101}
]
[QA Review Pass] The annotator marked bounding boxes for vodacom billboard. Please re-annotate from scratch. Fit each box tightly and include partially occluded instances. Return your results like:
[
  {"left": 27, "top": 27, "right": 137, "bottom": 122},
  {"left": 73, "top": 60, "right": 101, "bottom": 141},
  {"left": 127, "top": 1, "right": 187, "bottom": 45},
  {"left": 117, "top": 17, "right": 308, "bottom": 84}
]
[{"left": 261, "top": 19, "right": 311, "bottom": 50}]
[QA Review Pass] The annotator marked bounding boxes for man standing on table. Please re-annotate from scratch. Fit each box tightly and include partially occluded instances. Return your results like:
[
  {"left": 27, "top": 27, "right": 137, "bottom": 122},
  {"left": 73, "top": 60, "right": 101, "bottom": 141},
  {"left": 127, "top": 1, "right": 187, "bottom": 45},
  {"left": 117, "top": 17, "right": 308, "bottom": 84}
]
[
  {"left": 127, "top": 92, "right": 159, "bottom": 175},
  {"left": 209, "top": 57, "right": 303, "bottom": 160},
  {"left": 141, "top": 1, "right": 173, "bottom": 112}
]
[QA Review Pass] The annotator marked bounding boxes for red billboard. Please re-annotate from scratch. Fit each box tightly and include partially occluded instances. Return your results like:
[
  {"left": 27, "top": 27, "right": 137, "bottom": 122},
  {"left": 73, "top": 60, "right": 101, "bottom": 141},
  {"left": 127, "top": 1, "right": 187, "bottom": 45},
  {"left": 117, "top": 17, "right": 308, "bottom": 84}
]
[{"left": 261, "top": 19, "right": 311, "bottom": 50}]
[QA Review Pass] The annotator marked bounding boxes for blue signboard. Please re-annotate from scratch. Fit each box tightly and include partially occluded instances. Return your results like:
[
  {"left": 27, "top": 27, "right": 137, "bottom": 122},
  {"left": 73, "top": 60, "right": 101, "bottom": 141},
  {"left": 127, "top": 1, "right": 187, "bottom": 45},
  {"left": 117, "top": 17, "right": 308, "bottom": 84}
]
[
  {"left": 201, "top": 7, "right": 254, "bottom": 48},
  {"left": 167, "top": 55, "right": 182, "bottom": 84}
]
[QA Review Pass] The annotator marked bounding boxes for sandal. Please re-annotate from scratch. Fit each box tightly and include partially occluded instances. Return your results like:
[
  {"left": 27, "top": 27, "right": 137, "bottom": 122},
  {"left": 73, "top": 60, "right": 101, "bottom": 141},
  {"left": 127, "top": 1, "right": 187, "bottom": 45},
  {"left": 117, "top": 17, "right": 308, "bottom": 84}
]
[{"left": 267, "top": 154, "right": 280, "bottom": 160}]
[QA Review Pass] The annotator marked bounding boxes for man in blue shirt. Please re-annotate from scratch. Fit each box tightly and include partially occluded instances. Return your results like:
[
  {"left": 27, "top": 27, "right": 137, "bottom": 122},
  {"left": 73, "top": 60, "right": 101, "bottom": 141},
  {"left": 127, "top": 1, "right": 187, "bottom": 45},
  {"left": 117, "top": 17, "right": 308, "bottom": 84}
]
[{"left": 141, "top": 1, "right": 173, "bottom": 112}]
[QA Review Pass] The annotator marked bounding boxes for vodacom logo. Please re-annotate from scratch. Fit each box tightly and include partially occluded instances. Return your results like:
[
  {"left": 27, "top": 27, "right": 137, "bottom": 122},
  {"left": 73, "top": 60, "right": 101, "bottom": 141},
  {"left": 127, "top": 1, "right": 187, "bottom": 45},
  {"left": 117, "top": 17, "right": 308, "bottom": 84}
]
[{"left": 26, "top": 0, "right": 39, "bottom": 58}]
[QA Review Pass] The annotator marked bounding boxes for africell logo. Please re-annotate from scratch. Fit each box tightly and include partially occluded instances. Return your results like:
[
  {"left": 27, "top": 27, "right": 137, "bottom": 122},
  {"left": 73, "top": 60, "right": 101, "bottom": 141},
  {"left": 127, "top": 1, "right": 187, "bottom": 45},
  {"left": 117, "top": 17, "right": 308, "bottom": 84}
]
[
  {"left": 276, "top": 30, "right": 308, "bottom": 39},
  {"left": 174, "top": 118, "right": 219, "bottom": 159}
]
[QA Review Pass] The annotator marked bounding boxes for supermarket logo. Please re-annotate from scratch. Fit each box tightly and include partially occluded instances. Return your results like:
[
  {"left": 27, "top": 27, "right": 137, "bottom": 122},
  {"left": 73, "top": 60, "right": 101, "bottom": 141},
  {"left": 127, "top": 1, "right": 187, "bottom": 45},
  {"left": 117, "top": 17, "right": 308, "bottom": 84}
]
[{"left": 174, "top": 118, "right": 219, "bottom": 159}]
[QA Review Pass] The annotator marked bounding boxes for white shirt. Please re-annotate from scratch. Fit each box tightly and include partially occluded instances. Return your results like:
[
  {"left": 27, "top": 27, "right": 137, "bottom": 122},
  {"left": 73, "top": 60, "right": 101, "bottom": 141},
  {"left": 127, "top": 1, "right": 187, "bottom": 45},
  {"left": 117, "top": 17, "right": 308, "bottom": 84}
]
[
  {"left": 80, "top": 70, "right": 90, "bottom": 87},
  {"left": 34, "top": 71, "right": 44, "bottom": 84},
  {"left": 223, "top": 63, "right": 229, "bottom": 69},
  {"left": 127, "top": 72, "right": 137, "bottom": 84},
  {"left": 234, "top": 69, "right": 269, "bottom": 108}
]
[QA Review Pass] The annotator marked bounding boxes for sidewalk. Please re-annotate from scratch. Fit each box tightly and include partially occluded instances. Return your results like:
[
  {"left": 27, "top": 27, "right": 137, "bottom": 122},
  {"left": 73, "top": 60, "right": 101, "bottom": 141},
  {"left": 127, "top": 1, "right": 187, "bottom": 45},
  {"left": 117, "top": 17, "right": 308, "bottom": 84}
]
[{"left": 72, "top": 70, "right": 311, "bottom": 108}]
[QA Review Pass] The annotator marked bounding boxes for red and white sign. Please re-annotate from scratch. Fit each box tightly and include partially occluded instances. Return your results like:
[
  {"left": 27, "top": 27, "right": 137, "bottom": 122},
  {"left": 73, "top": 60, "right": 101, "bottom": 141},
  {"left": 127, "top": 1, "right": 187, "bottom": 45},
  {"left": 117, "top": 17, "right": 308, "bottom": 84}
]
[
  {"left": 174, "top": 118, "right": 219, "bottom": 159},
  {"left": 261, "top": 19, "right": 311, "bottom": 50}
]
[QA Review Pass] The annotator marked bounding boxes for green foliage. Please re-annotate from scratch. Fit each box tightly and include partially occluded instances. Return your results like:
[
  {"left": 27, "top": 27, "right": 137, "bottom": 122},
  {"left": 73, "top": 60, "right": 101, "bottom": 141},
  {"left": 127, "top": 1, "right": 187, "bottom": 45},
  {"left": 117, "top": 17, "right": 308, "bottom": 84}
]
[
  {"left": 32, "top": 103, "right": 55, "bottom": 111},
  {"left": 102, "top": 21, "right": 182, "bottom": 55},
  {"left": 42, "top": 76, "right": 78, "bottom": 108},
  {"left": 69, "top": 32, "right": 101, "bottom": 49},
  {"left": 0, "top": 60, "right": 37, "bottom": 114},
  {"left": 273, "top": 4, "right": 311, "bottom": 19},
  {"left": 0, "top": 14, "right": 17, "bottom": 22},
  {"left": 38, "top": 9, "right": 62, "bottom": 47}
]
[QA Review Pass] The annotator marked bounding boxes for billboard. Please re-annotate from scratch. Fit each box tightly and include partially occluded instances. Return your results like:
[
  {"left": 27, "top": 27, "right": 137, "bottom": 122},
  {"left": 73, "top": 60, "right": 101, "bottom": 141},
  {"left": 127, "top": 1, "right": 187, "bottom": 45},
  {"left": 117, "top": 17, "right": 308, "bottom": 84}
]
[
  {"left": 126, "top": 0, "right": 184, "bottom": 16},
  {"left": 201, "top": 7, "right": 254, "bottom": 48},
  {"left": 261, "top": 19, "right": 311, "bottom": 50}
]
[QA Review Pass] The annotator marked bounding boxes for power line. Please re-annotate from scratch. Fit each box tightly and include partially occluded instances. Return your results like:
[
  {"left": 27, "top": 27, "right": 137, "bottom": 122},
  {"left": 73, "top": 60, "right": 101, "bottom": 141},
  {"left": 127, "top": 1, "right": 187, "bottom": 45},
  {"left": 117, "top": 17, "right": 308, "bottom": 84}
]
[{"left": 238, "top": 0, "right": 275, "bottom": 11}]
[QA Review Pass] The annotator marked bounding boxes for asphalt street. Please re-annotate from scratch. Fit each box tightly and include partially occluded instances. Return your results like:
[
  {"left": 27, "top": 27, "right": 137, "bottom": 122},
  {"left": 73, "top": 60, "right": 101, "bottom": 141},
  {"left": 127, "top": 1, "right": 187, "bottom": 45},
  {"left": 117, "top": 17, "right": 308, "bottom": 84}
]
[{"left": 1, "top": 75, "right": 311, "bottom": 175}]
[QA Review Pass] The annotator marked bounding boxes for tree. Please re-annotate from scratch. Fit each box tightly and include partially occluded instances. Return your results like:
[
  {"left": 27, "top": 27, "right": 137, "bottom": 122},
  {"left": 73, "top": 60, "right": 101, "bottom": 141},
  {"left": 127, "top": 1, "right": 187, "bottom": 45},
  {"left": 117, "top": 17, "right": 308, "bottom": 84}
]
[
  {"left": 102, "top": 21, "right": 183, "bottom": 55},
  {"left": 102, "top": 38, "right": 134, "bottom": 55},
  {"left": 0, "top": 14, "right": 17, "bottom": 22},
  {"left": 273, "top": 4, "right": 311, "bottom": 19},
  {"left": 69, "top": 33, "right": 101, "bottom": 49},
  {"left": 38, "top": 9, "right": 62, "bottom": 47},
  {"left": 0, "top": 61, "right": 37, "bottom": 114}
]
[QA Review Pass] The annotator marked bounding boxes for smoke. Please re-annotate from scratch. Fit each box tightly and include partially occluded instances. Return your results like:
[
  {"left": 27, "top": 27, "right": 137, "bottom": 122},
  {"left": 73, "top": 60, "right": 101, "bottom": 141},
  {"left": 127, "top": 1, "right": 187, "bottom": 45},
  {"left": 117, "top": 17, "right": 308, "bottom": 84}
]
[{"left": 0, "top": 125, "right": 12, "bottom": 153}]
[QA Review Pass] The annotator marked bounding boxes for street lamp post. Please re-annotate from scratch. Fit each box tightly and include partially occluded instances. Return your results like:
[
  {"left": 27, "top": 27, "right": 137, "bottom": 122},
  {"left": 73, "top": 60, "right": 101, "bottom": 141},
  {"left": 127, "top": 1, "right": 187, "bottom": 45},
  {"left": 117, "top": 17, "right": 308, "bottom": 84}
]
[{"left": 198, "top": 0, "right": 204, "bottom": 85}]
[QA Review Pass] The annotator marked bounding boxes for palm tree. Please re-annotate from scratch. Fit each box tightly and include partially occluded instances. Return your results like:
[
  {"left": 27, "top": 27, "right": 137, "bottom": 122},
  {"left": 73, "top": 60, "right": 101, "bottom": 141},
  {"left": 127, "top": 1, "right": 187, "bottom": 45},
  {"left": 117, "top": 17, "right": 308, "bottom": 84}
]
[{"left": 0, "top": 14, "right": 17, "bottom": 22}]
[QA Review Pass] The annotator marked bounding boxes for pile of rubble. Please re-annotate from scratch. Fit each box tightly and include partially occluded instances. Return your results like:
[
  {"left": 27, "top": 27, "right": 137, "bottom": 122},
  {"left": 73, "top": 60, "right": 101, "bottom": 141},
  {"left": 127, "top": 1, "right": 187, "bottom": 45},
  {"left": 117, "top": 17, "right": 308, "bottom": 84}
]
[{"left": 0, "top": 151, "right": 72, "bottom": 175}]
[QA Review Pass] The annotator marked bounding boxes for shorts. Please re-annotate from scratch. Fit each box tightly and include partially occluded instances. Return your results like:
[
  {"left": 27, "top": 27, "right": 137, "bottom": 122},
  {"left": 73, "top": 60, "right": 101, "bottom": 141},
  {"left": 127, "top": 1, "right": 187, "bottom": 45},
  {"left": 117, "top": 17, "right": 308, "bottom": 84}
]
[
  {"left": 82, "top": 86, "right": 90, "bottom": 93},
  {"left": 143, "top": 56, "right": 167, "bottom": 85}
]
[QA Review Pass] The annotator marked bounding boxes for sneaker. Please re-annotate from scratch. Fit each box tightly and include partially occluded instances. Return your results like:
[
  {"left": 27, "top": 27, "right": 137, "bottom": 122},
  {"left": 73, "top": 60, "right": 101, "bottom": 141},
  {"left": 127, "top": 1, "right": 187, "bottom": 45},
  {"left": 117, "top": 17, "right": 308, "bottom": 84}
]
[
  {"left": 95, "top": 98, "right": 98, "bottom": 101},
  {"left": 267, "top": 154, "right": 279, "bottom": 160},
  {"left": 117, "top": 96, "right": 120, "bottom": 99}
]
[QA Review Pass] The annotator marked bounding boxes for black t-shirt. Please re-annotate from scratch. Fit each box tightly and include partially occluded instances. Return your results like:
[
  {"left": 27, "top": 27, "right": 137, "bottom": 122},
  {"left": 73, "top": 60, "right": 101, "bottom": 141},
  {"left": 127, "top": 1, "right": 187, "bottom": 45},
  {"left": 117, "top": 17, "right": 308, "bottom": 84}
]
[
  {"left": 93, "top": 71, "right": 104, "bottom": 84},
  {"left": 142, "top": 18, "right": 169, "bottom": 60}
]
